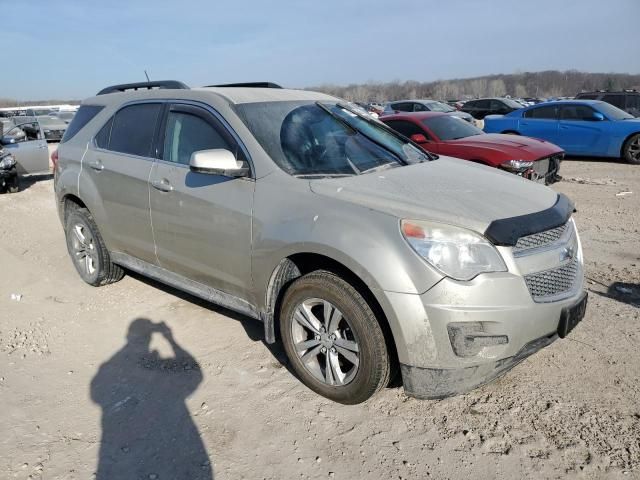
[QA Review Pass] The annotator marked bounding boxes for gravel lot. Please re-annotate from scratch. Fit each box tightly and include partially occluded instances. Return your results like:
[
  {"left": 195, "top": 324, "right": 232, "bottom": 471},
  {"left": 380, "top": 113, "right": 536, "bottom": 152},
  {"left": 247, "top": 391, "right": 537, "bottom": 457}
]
[{"left": 0, "top": 158, "right": 639, "bottom": 480}]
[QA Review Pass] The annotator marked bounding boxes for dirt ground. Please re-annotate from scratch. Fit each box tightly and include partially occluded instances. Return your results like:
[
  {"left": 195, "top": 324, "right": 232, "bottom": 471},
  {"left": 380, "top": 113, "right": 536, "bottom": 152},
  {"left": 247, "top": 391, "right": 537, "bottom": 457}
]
[{"left": 1, "top": 157, "right": 639, "bottom": 480}]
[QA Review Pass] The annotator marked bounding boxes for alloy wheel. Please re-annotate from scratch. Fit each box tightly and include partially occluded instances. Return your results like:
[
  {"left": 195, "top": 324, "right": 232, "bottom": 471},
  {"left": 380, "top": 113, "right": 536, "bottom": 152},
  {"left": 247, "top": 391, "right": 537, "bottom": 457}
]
[{"left": 70, "top": 223, "right": 97, "bottom": 276}]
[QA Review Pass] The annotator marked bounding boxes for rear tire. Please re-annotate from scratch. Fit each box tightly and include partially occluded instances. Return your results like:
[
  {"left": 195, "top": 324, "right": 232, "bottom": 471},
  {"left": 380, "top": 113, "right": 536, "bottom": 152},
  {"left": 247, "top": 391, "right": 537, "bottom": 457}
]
[
  {"left": 279, "top": 270, "right": 391, "bottom": 404},
  {"left": 622, "top": 134, "right": 640, "bottom": 165},
  {"left": 7, "top": 176, "right": 19, "bottom": 193},
  {"left": 65, "top": 208, "right": 124, "bottom": 286}
]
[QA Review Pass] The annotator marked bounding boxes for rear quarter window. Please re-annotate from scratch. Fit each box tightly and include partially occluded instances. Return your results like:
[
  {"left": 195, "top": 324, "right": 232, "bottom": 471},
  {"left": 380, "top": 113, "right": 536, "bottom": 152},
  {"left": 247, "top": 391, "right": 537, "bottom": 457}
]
[{"left": 60, "top": 105, "right": 104, "bottom": 143}]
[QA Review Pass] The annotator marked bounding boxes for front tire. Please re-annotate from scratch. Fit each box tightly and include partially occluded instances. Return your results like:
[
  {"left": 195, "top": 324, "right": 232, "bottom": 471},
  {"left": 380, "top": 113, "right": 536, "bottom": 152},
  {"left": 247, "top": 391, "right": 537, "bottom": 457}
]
[
  {"left": 280, "top": 270, "right": 391, "bottom": 404},
  {"left": 7, "top": 176, "right": 19, "bottom": 193},
  {"left": 622, "top": 134, "right": 640, "bottom": 165},
  {"left": 65, "top": 208, "right": 124, "bottom": 286}
]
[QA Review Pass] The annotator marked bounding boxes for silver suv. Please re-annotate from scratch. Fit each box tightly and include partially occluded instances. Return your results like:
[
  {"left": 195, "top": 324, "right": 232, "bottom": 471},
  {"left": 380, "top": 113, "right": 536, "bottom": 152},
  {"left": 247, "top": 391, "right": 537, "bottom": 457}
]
[{"left": 54, "top": 81, "right": 587, "bottom": 404}]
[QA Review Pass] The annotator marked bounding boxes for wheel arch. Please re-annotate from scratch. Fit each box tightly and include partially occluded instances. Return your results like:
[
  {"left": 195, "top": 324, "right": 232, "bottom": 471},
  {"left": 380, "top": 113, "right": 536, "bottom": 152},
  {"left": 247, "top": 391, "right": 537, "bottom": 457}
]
[
  {"left": 620, "top": 131, "right": 640, "bottom": 158},
  {"left": 263, "top": 252, "right": 400, "bottom": 371}
]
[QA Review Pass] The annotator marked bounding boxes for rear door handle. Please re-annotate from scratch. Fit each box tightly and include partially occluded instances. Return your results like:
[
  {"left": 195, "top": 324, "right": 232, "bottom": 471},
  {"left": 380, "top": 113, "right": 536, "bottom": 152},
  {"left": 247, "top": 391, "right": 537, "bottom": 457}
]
[
  {"left": 151, "top": 179, "right": 173, "bottom": 192},
  {"left": 88, "top": 160, "right": 104, "bottom": 171}
]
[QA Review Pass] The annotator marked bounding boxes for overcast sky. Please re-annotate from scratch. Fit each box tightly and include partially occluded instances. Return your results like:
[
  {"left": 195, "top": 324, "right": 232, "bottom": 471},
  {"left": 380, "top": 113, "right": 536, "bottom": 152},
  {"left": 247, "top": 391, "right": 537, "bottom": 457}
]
[{"left": 2, "top": 0, "right": 639, "bottom": 100}]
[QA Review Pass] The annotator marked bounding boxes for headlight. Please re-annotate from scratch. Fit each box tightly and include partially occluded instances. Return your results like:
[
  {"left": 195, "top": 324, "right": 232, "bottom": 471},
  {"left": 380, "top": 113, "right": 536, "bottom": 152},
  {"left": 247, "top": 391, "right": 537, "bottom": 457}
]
[
  {"left": 500, "top": 159, "right": 534, "bottom": 173},
  {"left": 401, "top": 220, "right": 507, "bottom": 281},
  {"left": 0, "top": 154, "right": 16, "bottom": 169}
]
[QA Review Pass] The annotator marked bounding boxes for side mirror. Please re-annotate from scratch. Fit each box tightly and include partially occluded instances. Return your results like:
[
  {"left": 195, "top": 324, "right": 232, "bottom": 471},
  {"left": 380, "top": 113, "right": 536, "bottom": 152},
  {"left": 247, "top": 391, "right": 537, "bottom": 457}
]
[
  {"left": 591, "top": 112, "right": 605, "bottom": 121},
  {"left": 189, "top": 149, "right": 249, "bottom": 177},
  {"left": 410, "top": 133, "right": 429, "bottom": 144},
  {"left": 1, "top": 136, "right": 16, "bottom": 145}
]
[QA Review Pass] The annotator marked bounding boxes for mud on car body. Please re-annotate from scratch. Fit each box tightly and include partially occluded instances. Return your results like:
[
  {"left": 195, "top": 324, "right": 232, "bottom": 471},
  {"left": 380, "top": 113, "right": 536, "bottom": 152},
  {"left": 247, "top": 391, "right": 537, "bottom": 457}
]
[{"left": 54, "top": 81, "right": 587, "bottom": 404}]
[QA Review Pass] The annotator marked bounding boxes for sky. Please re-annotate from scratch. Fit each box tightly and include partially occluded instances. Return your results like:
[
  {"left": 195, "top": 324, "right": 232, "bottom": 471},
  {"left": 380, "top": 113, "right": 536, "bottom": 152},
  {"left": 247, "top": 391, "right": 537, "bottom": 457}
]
[{"left": 1, "top": 0, "right": 639, "bottom": 100}]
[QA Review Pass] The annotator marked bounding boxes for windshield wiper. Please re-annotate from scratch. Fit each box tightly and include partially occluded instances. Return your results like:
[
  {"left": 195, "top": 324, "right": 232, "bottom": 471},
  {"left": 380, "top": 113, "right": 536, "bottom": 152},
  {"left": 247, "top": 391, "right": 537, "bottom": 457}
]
[
  {"left": 294, "top": 173, "right": 355, "bottom": 179},
  {"left": 360, "top": 163, "right": 399, "bottom": 174}
]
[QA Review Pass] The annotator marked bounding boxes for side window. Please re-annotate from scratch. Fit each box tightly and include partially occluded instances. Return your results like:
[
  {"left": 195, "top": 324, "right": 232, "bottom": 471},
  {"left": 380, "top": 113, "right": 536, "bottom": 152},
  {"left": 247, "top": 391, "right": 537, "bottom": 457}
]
[
  {"left": 602, "top": 94, "right": 625, "bottom": 109},
  {"left": 475, "top": 100, "right": 490, "bottom": 109},
  {"left": 560, "top": 105, "right": 596, "bottom": 121},
  {"left": 108, "top": 103, "right": 162, "bottom": 157},
  {"left": 524, "top": 105, "right": 558, "bottom": 119},
  {"left": 490, "top": 100, "right": 507, "bottom": 111},
  {"left": 162, "top": 110, "right": 233, "bottom": 165},
  {"left": 94, "top": 117, "right": 113, "bottom": 149},
  {"left": 392, "top": 103, "right": 411, "bottom": 112},
  {"left": 384, "top": 120, "right": 429, "bottom": 139},
  {"left": 412, "top": 103, "right": 428, "bottom": 112},
  {"left": 60, "top": 105, "right": 104, "bottom": 143},
  {"left": 627, "top": 95, "right": 639, "bottom": 113}
]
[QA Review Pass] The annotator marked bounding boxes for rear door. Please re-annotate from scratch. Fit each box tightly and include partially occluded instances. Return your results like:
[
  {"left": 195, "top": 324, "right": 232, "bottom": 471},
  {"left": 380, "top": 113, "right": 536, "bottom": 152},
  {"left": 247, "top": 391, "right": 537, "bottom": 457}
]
[
  {"left": 84, "top": 102, "right": 161, "bottom": 263},
  {"left": 149, "top": 102, "right": 254, "bottom": 298},
  {"left": 3, "top": 120, "right": 49, "bottom": 174},
  {"left": 558, "top": 105, "right": 607, "bottom": 155},
  {"left": 519, "top": 105, "right": 559, "bottom": 144}
]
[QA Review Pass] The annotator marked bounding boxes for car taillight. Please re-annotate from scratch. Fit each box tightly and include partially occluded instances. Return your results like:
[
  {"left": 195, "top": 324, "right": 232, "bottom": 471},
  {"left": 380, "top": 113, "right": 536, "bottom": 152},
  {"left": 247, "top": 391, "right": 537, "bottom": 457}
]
[{"left": 51, "top": 149, "right": 58, "bottom": 168}]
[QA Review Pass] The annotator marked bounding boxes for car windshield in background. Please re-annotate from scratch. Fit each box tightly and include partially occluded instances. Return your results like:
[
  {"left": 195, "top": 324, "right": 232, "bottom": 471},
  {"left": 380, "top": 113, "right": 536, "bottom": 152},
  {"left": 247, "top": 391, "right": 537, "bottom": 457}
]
[
  {"left": 235, "top": 101, "right": 432, "bottom": 177},
  {"left": 57, "top": 112, "right": 75, "bottom": 121},
  {"left": 596, "top": 101, "right": 634, "bottom": 120},
  {"left": 422, "top": 115, "right": 484, "bottom": 140},
  {"left": 31, "top": 109, "right": 53, "bottom": 116},
  {"left": 428, "top": 101, "right": 456, "bottom": 113},
  {"left": 38, "top": 116, "right": 60, "bottom": 126},
  {"left": 503, "top": 98, "right": 524, "bottom": 109}
]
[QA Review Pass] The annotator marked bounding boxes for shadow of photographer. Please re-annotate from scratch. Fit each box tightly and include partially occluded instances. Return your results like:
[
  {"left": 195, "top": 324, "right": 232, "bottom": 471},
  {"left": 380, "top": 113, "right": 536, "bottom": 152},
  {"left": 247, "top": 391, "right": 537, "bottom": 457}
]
[{"left": 90, "top": 318, "right": 213, "bottom": 479}]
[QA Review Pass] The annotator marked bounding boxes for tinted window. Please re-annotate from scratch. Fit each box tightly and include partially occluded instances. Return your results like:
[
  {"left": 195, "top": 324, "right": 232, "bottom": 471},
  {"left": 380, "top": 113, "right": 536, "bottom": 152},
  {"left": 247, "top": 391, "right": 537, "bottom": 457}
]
[
  {"left": 560, "top": 105, "right": 597, "bottom": 121},
  {"left": 602, "top": 94, "right": 626, "bottom": 109},
  {"left": 627, "top": 95, "right": 639, "bottom": 112},
  {"left": 421, "top": 116, "right": 484, "bottom": 141},
  {"left": 94, "top": 117, "right": 113, "bottom": 149},
  {"left": 163, "top": 111, "right": 232, "bottom": 165},
  {"left": 524, "top": 105, "right": 558, "bottom": 119},
  {"left": 60, "top": 105, "right": 104, "bottom": 143},
  {"left": 475, "top": 100, "right": 490, "bottom": 109},
  {"left": 412, "top": 103, "right": 429, "bottom": 112},
  {"left": 108, "top": 104, "right": 161, "bottom": 157},
  {"left": 490, "top": 100, "right": 506, "bottom": 111},
  {"left": 577, "top": 94, "right": 598, "bottom": 100},
  {"left": 391, "top": 102, "right": 412, "bottom": 112},
  {"left": 384, "top": 120, "right": 428, "bottom": 139}
]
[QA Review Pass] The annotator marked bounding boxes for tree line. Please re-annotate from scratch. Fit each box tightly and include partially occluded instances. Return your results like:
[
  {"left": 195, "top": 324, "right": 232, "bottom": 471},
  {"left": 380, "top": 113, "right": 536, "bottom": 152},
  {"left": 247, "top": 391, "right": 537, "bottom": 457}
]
[{"left": 309, "top": 70, "right": 640, "bottom": 102}]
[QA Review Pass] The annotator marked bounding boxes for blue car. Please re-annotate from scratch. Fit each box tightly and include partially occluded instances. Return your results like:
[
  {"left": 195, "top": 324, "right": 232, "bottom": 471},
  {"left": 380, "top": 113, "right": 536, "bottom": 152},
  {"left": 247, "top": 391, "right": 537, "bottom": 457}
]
[{"left": 484, "top": 100, "right": 640, "bottom": 164}]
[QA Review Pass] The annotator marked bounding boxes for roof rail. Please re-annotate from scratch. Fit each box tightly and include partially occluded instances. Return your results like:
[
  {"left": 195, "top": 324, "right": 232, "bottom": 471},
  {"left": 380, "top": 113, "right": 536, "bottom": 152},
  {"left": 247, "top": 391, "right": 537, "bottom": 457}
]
[
  {"left": 97, "top": 80, "right": 189, "bottom": 96},
  {"left": 205, "top": 82, "right": 283, "bottom": 89}
]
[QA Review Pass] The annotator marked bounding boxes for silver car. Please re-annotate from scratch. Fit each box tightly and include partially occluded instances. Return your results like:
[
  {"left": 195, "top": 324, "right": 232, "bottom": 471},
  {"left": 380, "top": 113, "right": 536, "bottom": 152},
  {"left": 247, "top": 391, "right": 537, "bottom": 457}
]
[{"left": 54, "top": 81, "right": 587, "bottom": 404}]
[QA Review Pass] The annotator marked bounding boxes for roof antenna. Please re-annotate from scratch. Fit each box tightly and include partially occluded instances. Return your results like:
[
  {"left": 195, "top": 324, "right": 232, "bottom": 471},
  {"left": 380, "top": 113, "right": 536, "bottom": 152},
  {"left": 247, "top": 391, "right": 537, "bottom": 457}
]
[{"left": 144, "top": 70, "right": 150, "bottom": 82}]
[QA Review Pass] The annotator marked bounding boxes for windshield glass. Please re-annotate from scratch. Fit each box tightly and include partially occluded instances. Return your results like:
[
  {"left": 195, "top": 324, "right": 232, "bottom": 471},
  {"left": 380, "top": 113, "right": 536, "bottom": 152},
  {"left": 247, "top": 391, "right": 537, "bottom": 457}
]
[
  {"left": 427, "top": 101, "right": 455, "bottom": 113},
  {"left": 38, "top": 116, "right": 60, "bottom": 126},
  {"left": 422, "top": 115, "right": 484, "bottom": 140},
  {"left": 595, "top": 101, "right": 634, "bottom": 120},
  {"left": 502, "top": 98, "right": 524, "bottom": 109},
  {"left": 235, "top": 100, "right": 433, "bottom": 177}
]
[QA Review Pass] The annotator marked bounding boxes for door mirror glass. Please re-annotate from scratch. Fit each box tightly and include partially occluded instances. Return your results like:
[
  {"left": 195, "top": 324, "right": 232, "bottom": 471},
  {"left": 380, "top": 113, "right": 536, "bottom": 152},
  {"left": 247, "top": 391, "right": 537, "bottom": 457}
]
[
  {"left": 410, "top": 133, "right": 429, "bottom": 144},
  {"left": 591, "top": 112, "right": 605, "bottom": 121},
  {"left": 189, "top": 149, "right": 249, "bottom": 177}
]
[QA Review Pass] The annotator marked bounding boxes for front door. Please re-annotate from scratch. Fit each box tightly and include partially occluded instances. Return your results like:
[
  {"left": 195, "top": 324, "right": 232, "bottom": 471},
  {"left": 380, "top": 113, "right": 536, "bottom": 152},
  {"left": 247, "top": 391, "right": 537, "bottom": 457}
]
[
  {"left": 3, "top": 120, "right": 49, "bottom": 174},
  {"left": 519, "top": 104, "right": 559, "bottom": 144},
  {"left": 558, "top": 105, "right": 607, "bottom": 155},
  {"left": 149, "top": 103, "right": 254, "bottom": 299}
]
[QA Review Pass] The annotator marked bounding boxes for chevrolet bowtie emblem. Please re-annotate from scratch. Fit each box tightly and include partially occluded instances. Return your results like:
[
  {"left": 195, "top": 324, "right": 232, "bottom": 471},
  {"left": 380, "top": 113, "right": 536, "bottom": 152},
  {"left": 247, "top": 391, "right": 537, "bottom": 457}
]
[{"left": 560, "top": 245, "right": 575, "bottom": 262}]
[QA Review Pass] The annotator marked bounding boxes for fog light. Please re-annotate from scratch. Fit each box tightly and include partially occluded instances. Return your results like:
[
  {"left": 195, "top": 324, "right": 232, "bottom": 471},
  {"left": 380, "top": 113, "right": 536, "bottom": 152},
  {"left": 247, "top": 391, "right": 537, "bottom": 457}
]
[{"left": 447, "top": 323, "right": 508, "bottom": 357}]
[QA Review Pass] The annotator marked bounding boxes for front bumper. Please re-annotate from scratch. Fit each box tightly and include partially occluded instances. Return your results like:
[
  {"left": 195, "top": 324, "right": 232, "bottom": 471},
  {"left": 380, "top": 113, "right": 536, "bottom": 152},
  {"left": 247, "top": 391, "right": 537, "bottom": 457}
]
[
  {"left": 0, "top": 166, "right": 17, "bottom": 180},
  {"left": 376, "top": 268, "right": 586, "bottom": 398}
]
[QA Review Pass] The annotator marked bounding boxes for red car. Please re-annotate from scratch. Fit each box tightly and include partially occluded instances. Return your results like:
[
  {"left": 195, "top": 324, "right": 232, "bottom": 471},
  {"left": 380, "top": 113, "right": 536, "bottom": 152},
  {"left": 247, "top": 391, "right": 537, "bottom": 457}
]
[{"left": 381, "top": 112, "right": 564, "bottom": 184}]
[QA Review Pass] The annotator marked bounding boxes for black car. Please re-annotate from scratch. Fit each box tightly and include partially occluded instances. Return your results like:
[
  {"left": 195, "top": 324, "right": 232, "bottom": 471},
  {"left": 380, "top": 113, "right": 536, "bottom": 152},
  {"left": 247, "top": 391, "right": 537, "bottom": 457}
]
[
  {"left": 460, "top": 98, "right": 523, "bottom": 120},
  {"left": 575, "top": 90, "right": 639, "bottom": 117}
]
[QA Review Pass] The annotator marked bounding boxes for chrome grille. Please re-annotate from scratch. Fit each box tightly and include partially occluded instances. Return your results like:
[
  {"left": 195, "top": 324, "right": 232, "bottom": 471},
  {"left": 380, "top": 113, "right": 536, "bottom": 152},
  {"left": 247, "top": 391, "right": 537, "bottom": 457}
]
[
  {"left": 514, "top": 223, "right": 569, "bottom": 253},
  {"left": 524, "top": 257, "right": 579, "bottom": 300}
]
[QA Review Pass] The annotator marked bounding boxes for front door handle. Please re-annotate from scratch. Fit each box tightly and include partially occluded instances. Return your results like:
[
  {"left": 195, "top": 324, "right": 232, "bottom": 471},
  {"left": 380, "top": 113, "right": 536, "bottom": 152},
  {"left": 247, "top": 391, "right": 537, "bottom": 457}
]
[
  {"left": 88, "top": 160, "right": 104, "bottom": 171},
  {"left": 151, "top": 179, "right": 173, "bottom": 192}
]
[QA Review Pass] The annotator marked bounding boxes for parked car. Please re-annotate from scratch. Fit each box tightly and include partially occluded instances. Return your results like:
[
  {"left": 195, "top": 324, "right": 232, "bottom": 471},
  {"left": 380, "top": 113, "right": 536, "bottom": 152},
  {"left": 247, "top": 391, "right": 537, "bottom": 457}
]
[
  {"left": 0, "top": 119, "right": 50, "bottom": 189},
  {"left": 461, "top": 98, "right": 523, "bottom": 120},
  {"left": 55, "top": 80, "right": 586, "bottom": 404},
  {"left": 381, "top": 112, "right": 563, "bottom": 184},
  {"left": 484, "top": 100, "right": 640, "bottom": 164},
  {"left": 382, "top": 99, "right": 475, "bottom": 123},
  {"left": 0, "top": 147, "right": 19, "bottom": 193},
  {"left": 25, "top": 115, "right": 68, "bottom": 141},
  {"left": 51, "top": 110, "right": 76, "bottom": 124},
  {"left": 574, "top": 90, "right": 640, "bottom": 117}
]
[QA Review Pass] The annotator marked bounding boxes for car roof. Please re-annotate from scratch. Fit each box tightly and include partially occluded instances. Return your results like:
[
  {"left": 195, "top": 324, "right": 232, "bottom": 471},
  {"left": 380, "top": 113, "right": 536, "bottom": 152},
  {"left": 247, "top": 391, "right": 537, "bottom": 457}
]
[
  {"left": 381, "top": 111, "right": 448, "bottom": 120},
  {"left": 531, "top": 99, "right": 602, "bottom": 106},
  {"left": 390, "top": 99, "right": 438, "bottom": 104},
  {"left": 81, "top": 86, "right": 336, "bottom": 107}
]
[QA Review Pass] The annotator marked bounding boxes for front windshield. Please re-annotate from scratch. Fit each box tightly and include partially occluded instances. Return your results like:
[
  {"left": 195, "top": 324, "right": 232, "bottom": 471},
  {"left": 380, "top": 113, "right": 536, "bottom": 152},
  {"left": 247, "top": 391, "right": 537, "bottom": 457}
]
[
  {"left": 427, "top": 101, "right": 455, "bottom": 113},
  {"left": 503, "top": 98, "right": 524, "bottom": 109},
  {"left": 235, "top": 100, "right": 433, "bottom": 177},
  {"left": 595, "top": 101, "right": 634, "bottom": 120},
  {"left": 422, "top": 115, "right": 484, "bottom": 141}
]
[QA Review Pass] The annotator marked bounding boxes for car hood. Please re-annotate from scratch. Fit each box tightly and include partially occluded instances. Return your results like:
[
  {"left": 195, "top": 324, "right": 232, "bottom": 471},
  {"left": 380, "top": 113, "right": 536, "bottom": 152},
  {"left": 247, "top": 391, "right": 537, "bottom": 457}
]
[
  {"left": 446, "top": 133, "right": 563, "bottom": 160},
  {"left": 309, "top": 156, "right": 559, "bottom": 235}
]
